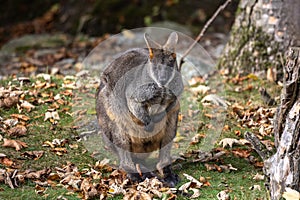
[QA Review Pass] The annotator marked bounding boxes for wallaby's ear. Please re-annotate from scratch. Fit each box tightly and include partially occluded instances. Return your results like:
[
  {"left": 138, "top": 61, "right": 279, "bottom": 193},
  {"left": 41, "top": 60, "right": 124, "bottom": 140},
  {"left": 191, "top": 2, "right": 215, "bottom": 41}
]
[
  {"left": 163, "top": 32, "right": 178, "bottom": 52},
  {"left": 144, "top": 33, "right": 161, "bottom": 59}
]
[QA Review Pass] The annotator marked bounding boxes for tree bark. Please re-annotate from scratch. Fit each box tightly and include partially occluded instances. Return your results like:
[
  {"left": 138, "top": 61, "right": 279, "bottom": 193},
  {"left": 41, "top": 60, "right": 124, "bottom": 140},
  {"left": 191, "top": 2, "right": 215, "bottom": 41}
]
[
  {"left": 265, "top": 47, "right": 300, "bottom": 200},
  {"left": 219, "top": 0, "right": 300, "bottom": 75},
  {"left": 245, "top": 47, "right": 300, "bottom": 200},
  {"left": 221, "top": 0, "right": 300, "bottom": 199}
]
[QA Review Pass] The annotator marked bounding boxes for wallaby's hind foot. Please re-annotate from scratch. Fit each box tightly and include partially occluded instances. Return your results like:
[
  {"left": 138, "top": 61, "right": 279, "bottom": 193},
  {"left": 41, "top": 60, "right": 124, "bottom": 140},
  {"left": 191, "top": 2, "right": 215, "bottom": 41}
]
[
  {"left": 160, "top": 165, "right": 180, "bottom": 188},
  {"left": 127, "top": 171, "right": 156, "bottom": 183}
]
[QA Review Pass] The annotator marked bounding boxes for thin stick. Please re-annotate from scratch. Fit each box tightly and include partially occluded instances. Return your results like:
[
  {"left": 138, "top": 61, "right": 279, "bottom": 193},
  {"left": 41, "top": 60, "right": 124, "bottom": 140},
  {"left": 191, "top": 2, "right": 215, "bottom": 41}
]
[{"left": 178, "top": 0, "right": 231, "bottom": 71}]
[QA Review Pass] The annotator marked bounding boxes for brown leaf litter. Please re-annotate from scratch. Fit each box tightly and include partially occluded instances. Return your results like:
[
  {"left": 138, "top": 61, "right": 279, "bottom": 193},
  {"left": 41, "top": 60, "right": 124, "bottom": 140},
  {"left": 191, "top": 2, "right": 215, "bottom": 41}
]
[{"left": 2, "top": 138, "right": 28, "bottom": 151}]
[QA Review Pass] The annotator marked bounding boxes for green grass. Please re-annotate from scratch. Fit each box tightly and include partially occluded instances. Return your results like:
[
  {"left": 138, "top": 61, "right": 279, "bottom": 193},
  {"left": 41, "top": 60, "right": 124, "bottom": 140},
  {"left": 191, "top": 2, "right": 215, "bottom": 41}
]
[
  {"left": 175, "top": 157, "right": 268, "bottom": 200},
  {"left": 0, "top": 183, "right": 80, "bottom": 200},
  {"left": 0, "top": 73, "right": 280, "bottom": 199}
]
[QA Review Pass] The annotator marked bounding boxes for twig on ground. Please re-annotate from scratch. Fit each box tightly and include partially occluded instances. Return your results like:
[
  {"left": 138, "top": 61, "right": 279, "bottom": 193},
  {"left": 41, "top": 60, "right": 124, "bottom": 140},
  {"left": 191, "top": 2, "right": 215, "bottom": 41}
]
[{"left": 244, "top": 131, "right": 272, "bottom": 160}]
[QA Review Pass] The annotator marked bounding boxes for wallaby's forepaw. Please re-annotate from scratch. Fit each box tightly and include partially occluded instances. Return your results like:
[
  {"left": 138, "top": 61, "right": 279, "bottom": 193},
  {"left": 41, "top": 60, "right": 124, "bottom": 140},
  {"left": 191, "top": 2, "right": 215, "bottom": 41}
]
[
  {"left": 162, "top": 172, "right": 179, "bottom": 188},
  {"left": 151, "top": 111, "right": 166, "bottom": 123},
  {"left": 144, "top": 120, "right": 154, "bottom": 132}
]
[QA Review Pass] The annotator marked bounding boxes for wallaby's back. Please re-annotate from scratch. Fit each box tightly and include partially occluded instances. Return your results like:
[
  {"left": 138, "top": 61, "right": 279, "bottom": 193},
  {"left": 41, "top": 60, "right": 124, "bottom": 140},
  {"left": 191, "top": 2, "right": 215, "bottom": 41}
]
[{"left": 100, "top": 48, "right": 149, "bottom": 91}]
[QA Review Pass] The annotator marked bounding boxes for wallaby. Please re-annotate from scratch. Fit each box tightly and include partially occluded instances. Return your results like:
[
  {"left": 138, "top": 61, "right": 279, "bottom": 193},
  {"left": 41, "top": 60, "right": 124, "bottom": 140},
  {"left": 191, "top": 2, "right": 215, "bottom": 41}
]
[{"left": 96, "top": 32, "right": 183, "bottom": 187}]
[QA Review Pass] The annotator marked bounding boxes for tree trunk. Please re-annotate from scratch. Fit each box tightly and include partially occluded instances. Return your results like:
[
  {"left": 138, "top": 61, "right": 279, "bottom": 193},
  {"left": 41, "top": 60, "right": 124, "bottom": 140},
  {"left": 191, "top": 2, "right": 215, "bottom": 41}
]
[
  {"left": 219, "top": 0, "right": 300, "bottom": 75},
  {"left": 244, "top": 48, "right": 300, "bottom": 200},
  {"left": 221, "top": 0, "right": 300, "bottom": 199},
  {"left": 265, "top": 47, "right": 300, "bottom": 199}
]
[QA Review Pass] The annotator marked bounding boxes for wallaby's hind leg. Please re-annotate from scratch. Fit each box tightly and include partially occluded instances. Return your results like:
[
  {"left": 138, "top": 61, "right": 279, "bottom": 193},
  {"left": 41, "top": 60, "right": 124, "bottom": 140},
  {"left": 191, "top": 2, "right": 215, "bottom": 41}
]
[
  {"left": 156, "top": 108, "right": 180, "bottom": 187},
  {"left": 156, "top": 142, "right": 179, "bottom": 187},
  {"left": 161, "top": 165, "right": 179, "bottom": 188},
  {"left": 118, "top": 149, "right": 155, "bottom": 182}
]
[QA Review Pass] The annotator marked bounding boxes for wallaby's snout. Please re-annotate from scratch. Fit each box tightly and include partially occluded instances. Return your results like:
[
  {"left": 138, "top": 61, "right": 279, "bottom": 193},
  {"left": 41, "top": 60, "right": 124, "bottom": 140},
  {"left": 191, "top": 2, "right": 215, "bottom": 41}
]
[
  {"left": 159, "top": 65, "right": 168, "bottom": 83},
  {"left": 156, "top": 64, "right": 175, "bottom": 86}
]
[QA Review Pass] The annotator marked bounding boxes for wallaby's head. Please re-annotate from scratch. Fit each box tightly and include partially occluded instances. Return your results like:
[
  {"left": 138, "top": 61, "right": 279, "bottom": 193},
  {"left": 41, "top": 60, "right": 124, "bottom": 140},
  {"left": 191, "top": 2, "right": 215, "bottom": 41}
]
[{"left": 144, "top": 32, "right": 178, "bottom": 87}]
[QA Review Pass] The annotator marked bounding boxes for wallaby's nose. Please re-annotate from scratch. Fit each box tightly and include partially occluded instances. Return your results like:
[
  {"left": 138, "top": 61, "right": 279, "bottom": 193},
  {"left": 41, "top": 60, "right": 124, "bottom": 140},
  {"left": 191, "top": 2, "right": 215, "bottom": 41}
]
[{"left": 159, "top": 68, "right": 167, "bottom": 81}]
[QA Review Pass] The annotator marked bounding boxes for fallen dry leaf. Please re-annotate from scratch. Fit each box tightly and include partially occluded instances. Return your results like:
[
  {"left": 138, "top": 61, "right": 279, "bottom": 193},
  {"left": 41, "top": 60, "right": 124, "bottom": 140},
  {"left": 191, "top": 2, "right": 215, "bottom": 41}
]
[
  {"left": 3, "top": 118, "right": 19, "bottom": 128},
  {"left": 232, "top": 104, "right": 275, "bottom": 135},
  {"left": 249, "top": 184, "right": 261, "bottom": 191},
  {"left": 199, "top": 176, "right": 211, "bottom": 187},
  {"left": 232, "top": 149, "right": 251, "bottom": 158},
  {"left": 10, "top": 114, "right": 30, "bottom": 121},
  {"left": 36, "top": 73, "right": 51, "bottom": 82},
  {"left": 0, "top": 157, "right": 13, "bottom": 167},
  {"left": 69, "top": 143, "right": 78, "bottom": 149},
  {"left": 123, "top": 189, "right": 152, "bottom": 200},
  {"left": 0, "top": 168, "right": 51, "bottom": 189},
  {"left": 204, "top": 163, "right": 236, "bottom": 173},
  {"left": 52, "top": 138, "right": 69, "bottom": 147},
  {"left": 24, "top": 169, "right": 50, "bottom": 179},
  {"left": 0, "top": 153, "right": 6, "bottom": 158},
  {"left": 135, "top": 177, "right": 163, "bottom": 198},
  {"left": 178, "top": 181, "right": 192, "bottom": 193},
  {"left": 190, "top": 85, "right": 210, "bottom": 95},
  {"left": 253, "top": 173, "right": 264, "bottom": 181},
  {"left": 108, "top": 183, "right": 126, "bottom": 195},
  {"left": 34, "top": 180, "right": 51, "bottom": 187},
  {"left": 238, "top": 139, "right": 251, "bottom": 145},
  {"left": 190, "top": 188, "right": 201, "bottom": 199},
  {"left": 44, "top": 111, "right": 53, "bottom": 121},
  {"left": 219, "top": 164, "right": 237, "bottom": 172},
  {"left": 201, "top": 94, "right": 228, "bottom": 108},
  {"left": 44, "top": 109, "right": 60, "bottom": 123},
  {"left": 190, "top": 133, "right": 206, "bottom": 145},
  {"left": 80, "top": 178, "right": 99, "bottom": 200},
  {"left": 282, "top": 187, "right": 300, "bottom": 200},
  {"left": 0, "top": 96, "right": 19, "bottom": 109},
  {"left": 254, "top": 161, "right": 264, "bottom": 168},
  {"left": 47, "top": 173, "right": 60, "bottom": 181},
  {"left": 94, "top": 158, "right": 113, "bottom": 172},
  {"left": 21, "top": 151, "right": 44, "bottom": 160},
  {"left": 19, "top": 100, "right": 35, "bottom": 112},
  {"left": 188, "top": 76, "right": 206, "bottom": 86},
  {"left": 51, "top": 147, "right": 67, "bottom": 156},
  {"left": 2, "top": 138, "right": 28, "bottom": 151},
  {"left": 7, "top": 125, "right": 27, "bottom": 137},
  {"left": 43, "top": 141, "right": 55, "bottom": 148},
  {"left": 182, "top": 173, "right": 203, "bottom": 188},
  {"left": 95, "top": 158, "right": 110, "bottom": 169},
  {"left": 219, "top": 138, "right": 240, "bottom": 148},
  {"left": 51, "top": 111, "right": 60, "bottom": 120},
  {"left": 217, "top": 190, "right": 230, "bottom": 200},
  {"left": 222, "top": 124, "right": 231, "bottom": 131},
  {"left": 35, "top": 184, "right": 46, "bottom": 195}
]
